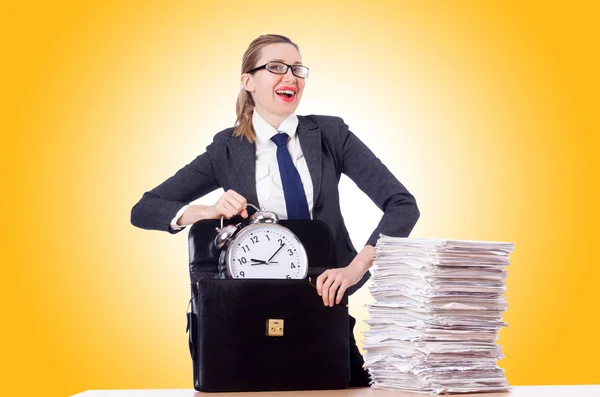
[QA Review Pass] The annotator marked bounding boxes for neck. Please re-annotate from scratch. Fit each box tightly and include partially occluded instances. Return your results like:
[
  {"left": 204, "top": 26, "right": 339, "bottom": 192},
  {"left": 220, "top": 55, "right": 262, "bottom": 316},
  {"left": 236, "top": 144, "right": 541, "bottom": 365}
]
[{"left": 254, "top": 106, "right": 289, "bottom": 130}]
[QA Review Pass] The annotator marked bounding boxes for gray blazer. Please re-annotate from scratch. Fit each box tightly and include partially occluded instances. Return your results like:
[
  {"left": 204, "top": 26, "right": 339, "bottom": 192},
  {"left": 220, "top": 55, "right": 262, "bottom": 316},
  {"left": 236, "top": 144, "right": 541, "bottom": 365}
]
[{"left": 131, "top": 115, "right": 420, "bottom": 294}]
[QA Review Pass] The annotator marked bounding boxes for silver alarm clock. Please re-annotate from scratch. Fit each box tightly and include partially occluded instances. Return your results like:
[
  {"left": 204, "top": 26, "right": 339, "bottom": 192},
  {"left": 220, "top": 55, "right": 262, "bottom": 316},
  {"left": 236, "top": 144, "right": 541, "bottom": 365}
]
[{"left": 214, "top": 204, "right": 308, "bottom": 279}]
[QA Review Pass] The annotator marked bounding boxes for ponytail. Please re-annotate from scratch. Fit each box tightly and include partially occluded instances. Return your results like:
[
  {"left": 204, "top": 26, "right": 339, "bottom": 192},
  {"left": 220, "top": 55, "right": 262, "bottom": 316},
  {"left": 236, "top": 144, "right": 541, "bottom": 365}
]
[{"left": 233, "top": 89, "right": 256, "bottom": 142}]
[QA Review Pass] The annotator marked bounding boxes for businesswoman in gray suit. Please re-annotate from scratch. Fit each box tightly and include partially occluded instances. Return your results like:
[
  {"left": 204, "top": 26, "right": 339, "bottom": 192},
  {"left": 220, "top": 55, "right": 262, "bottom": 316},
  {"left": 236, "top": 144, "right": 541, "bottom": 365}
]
[{"left": 131, "top": 34, "right": 419, "bottom": 386}]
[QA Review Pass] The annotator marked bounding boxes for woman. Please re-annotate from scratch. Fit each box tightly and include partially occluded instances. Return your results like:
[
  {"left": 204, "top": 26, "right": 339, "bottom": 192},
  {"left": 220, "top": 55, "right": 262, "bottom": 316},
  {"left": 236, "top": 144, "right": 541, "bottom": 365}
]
[{"left": 131, "top": 34, "right": 420, "bottom": 387}]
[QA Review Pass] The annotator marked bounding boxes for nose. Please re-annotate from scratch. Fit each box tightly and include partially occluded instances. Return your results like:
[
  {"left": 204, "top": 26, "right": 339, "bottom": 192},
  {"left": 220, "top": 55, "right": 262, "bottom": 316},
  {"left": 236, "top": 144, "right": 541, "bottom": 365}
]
[{"left": 282, "top": 67, "right": 296, "bottom": 82}]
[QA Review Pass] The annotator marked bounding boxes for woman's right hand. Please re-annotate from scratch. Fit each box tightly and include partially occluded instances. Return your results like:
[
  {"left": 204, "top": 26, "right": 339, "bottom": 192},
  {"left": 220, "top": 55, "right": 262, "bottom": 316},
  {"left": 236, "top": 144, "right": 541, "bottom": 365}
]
[
  {"left": 176, "top": 190, "right": 248, "bottom": 227},
  {"left": 211, "top": 189, "right": 248, "bottom": 219}
]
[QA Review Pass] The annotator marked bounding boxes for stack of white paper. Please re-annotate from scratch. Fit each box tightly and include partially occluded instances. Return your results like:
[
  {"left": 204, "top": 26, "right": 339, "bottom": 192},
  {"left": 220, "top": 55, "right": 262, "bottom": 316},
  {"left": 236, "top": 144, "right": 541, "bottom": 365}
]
[{"left": 363, "top": 237, "right": 514, "bottom": 394}]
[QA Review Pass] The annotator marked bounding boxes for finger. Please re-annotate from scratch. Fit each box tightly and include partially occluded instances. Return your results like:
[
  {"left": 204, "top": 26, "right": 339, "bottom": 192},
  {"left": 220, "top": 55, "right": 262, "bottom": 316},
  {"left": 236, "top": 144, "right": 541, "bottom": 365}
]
[
  {"left": 219, "top": 201, "right": 237, "bottom": 218},
  {"left": 221, "top": 195, "right": 242, "bottom": 215},
  {"left": 216, "top": 201, "right": 232, "bottom": 218},
  {"left": 225, "top": 191, "right": 245, "bottom": 214},
  {"left": 224, "top": 195, "right": 244, "bottom": 213},
  {"left": 321, "top": 277, "right": 334, "bottom": 305},
  {"left": 316, "top": 270, "right": 330, "bottom": 296},
  {"left": 336, "top": 281, "right": 350, "bottom": 304},
  {"left": 226, "top": 194, "right": 249, "bottom": 217},
  {"left": 327, "top": 278, "right": 342, "bottom": 307},
  {"left": 214, "top": 203, "right": 226, "bottom": 218},
  {"left": 227, "top": 190, "right": 248, "bottom": 208}
]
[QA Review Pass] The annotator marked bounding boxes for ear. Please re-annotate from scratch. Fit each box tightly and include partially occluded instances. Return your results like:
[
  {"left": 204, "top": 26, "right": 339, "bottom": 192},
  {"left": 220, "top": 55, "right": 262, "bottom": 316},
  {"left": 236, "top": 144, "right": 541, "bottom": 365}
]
[{"left": 241, "top": 73, "right": 254, "bottom": 93}]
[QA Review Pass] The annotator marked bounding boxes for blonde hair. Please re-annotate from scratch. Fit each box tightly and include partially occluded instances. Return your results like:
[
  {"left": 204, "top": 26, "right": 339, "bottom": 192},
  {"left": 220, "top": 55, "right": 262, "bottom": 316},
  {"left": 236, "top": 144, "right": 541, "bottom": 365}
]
[{"left": 234, "top": 34, "right": 300, "bottom": 142}]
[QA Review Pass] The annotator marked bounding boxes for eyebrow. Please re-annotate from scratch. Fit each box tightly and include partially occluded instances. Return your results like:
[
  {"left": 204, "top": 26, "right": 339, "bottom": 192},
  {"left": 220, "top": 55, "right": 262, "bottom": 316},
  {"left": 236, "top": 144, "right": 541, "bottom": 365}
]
[{"left": 270, "top": 59, "right": 303, "bottom": 65}]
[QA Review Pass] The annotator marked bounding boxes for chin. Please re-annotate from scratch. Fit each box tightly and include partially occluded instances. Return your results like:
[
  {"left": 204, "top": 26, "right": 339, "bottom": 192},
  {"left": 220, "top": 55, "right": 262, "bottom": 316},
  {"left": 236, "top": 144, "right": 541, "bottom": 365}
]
[{"left": 280, "top": 103, "right": 300, "bottom": 114}]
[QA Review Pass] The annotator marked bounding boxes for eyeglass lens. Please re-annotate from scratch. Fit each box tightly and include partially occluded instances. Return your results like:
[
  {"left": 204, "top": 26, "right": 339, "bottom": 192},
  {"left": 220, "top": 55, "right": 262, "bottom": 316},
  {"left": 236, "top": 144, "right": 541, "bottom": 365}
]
[{"left": 267, "top": 62, "right": 309, "bottom": 78}]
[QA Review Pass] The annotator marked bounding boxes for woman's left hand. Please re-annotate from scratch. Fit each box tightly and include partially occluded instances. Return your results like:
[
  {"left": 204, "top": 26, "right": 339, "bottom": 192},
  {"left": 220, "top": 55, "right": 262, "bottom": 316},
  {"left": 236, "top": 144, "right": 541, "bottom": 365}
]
[{"left": 316, "top": 245, "right": 376, "bottom": 306}]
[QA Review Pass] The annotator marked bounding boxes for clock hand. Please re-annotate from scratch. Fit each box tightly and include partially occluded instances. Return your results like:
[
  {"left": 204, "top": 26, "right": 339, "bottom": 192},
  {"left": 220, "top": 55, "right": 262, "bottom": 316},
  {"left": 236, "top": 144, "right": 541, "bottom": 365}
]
[
  {"left": 249, "top": 259, "right": 278, "bottom": 266},
  {"left": 267, "top": 244, "right": 285, "bottom": 263}
]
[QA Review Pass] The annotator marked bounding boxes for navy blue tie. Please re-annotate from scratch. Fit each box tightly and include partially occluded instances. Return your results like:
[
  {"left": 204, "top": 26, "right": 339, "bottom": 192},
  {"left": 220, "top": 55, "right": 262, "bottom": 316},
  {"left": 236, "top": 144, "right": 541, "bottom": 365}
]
[{"left": 271, "top": 133, "right": 310, "bottom": 219}]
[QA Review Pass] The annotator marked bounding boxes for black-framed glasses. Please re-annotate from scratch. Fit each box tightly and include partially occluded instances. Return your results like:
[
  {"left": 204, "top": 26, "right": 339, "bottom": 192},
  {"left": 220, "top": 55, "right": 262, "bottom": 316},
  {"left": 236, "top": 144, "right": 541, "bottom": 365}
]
[{"left": 248, "top": 61, "right": 310, "bottom": 78}]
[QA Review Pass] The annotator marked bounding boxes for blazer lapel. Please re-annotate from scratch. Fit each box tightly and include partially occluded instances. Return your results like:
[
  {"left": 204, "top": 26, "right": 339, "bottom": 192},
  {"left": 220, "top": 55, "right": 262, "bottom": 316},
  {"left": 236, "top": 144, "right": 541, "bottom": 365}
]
[
  {"left": 297, "top": 116, "right": 322, "bottom": 207},
  {"left": 226, "top": 135, "right": 259, "bottom": 209}
]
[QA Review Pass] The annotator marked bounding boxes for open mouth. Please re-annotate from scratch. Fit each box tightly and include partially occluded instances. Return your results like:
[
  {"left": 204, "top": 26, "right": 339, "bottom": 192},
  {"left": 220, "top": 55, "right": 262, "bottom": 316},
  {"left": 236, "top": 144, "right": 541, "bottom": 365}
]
[{"left": 275, "top": 87, "right": 297, "bottom": 102}]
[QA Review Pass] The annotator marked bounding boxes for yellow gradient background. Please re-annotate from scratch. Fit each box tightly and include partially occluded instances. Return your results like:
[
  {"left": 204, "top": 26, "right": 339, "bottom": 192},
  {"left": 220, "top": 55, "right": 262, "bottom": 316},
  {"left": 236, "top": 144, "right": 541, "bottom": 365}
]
[{"left": 2, "top": 1, "right": 598, "bottom": 396}]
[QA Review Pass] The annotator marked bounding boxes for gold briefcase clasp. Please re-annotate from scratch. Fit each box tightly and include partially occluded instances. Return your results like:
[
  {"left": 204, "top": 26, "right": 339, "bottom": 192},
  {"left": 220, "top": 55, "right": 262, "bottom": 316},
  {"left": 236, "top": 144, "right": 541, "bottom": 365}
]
[{"left": 267, "top": 319, "right": 284, "bottom": 337}]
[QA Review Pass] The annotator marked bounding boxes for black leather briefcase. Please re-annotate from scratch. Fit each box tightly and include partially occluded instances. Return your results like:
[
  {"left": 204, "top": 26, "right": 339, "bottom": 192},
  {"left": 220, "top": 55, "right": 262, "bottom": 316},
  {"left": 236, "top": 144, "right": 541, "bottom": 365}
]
[
  {"left": 186, "top": 218, "right": 350, "bottom": 392},
  {"left": 192, "top": 278, "right": 349, "bottom": 392}
]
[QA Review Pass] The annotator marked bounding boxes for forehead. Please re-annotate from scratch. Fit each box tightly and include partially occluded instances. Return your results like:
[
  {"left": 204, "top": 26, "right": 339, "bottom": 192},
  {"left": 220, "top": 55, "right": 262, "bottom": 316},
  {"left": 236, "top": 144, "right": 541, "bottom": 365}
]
[{"left": 257, "top": 43, "right": 302, "bottom": 65}]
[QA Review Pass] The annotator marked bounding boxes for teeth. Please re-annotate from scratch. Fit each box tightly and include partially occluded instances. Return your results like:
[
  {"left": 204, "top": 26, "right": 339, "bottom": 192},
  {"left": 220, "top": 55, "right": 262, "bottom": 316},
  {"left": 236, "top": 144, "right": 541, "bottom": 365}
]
[{"left": 276, "top": 90, "right": 295, "bottom": 95}]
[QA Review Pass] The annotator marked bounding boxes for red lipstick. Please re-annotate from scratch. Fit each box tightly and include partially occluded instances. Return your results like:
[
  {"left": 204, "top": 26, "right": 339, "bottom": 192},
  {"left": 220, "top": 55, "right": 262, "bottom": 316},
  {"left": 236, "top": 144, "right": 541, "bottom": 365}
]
[{"left": 275, "top": 86, "right": 297, "bottom": 103}]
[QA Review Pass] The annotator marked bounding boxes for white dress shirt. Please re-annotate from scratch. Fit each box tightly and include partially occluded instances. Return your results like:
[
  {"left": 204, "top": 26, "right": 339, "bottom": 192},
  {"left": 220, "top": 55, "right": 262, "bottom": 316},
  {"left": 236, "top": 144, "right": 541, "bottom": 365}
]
[
  {"left": 171, "top": 111, "right": 313, "bottom": 230},
  {"left": 253, "top": 110, "right": 314, "bottom": 220}
]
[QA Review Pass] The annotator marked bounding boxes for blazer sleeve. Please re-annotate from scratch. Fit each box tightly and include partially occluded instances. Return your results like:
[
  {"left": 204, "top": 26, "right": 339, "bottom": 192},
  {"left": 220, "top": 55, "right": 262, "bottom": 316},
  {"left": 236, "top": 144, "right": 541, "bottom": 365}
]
[
  {"left": 337, "top": 118, "right": 420, "bottom": 246},
  {"left": 130, "top": 141, "right": 221, "bottom": 234}
]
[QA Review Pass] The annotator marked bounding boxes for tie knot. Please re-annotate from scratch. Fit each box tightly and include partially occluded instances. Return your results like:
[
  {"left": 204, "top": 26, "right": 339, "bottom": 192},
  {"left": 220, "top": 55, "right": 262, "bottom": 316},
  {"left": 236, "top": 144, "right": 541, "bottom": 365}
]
[{"left": 271, "top": 132, "right": 289, "bottom": 147}]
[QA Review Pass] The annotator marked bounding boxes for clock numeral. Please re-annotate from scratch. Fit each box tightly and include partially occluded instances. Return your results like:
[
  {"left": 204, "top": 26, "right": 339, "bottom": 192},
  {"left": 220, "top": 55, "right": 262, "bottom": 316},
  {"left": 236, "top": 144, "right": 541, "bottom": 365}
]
[
  {"left": 265, "top": 234, "right": 270, "bottom": 241},
  {"left": 241, "top": 245, "right": 250, "bottom": 253},
  {"left": 251, "top": 236, "right": 259, "bottom": 244},
  {"left": 290, "top": 262, "right": 296, "bottom": 268},
  {"left": 238, "top": 257, "right": 247, "bottom": 266},
  {"left": 239, "top": 271, "right": 245, "bottom": 278},
  {"left": 278, "top": 238, "right": 284, "bottom": 246},
  {"left": 286, "top": 275, "right": 291, "bottom": 279},
  {"left": 288, "top": 248, "right": 293, "bottom": 256}
]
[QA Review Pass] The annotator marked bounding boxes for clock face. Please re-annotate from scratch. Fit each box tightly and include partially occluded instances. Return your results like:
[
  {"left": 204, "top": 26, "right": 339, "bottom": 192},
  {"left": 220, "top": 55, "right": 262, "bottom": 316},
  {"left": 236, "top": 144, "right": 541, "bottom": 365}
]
[{"left": 226, "top": 223, "right": 308, "bottom": 279}]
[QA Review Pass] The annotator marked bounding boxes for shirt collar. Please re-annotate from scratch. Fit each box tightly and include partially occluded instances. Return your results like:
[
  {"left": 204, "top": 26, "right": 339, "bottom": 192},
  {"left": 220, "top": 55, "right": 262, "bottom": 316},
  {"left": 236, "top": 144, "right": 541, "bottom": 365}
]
[{"left": 252, "top": 110, "right": 299, "bottom": 144}]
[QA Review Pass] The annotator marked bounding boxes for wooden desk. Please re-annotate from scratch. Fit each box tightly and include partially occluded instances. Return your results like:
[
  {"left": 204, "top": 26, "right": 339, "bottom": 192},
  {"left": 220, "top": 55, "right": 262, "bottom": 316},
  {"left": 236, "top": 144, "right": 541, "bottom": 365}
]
[{"left": 71, "top": 385, "right": 600, "bottom": 397}]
